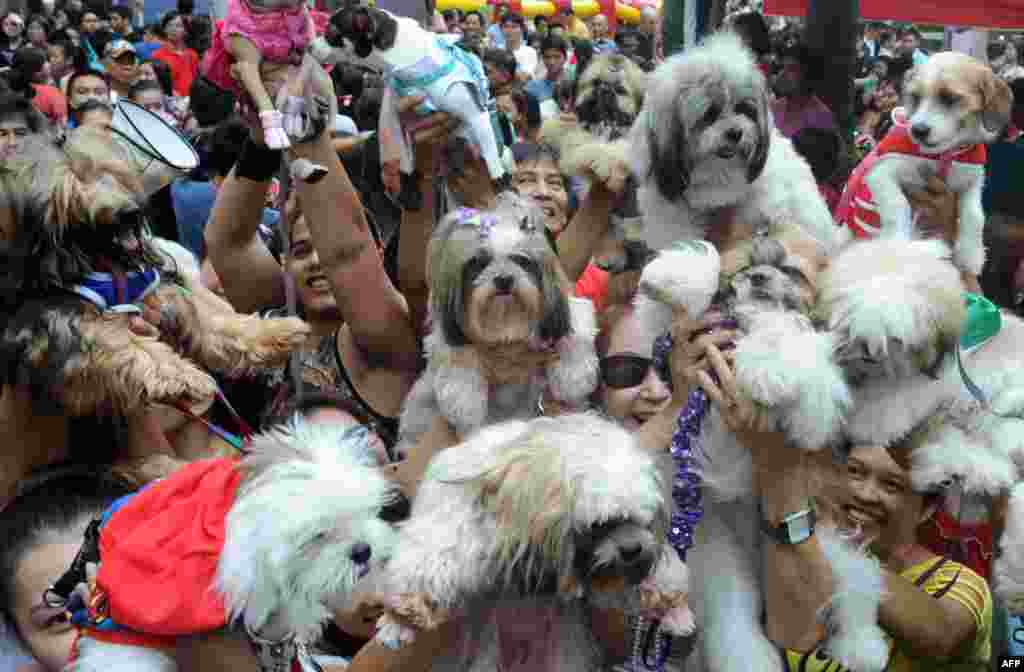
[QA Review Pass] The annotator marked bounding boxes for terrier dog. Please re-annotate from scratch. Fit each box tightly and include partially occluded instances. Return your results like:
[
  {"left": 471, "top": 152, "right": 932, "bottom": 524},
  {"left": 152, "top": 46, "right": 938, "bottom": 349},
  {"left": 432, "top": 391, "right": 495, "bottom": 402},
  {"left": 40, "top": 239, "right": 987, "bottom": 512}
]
[
  {"left": 627, "top": 31, "right": 841, "bottom": 255},
  {"left": 396, "top": 195, "right": 599, "bottom": 449},
  {"left": 0, "top": 129, "right": 309, "bottom": 420},
  {"left": 372, "top": 413, "right": 694, "bottom": 671},
  {"left": 637, "top": 231, "right": 888, "bottom": 672},
  {"left": 60, "top": 419, "right": 400, "bottom": 671},
  {"left": 836, "top": 52, "right": 1013, "bottom": 276}
]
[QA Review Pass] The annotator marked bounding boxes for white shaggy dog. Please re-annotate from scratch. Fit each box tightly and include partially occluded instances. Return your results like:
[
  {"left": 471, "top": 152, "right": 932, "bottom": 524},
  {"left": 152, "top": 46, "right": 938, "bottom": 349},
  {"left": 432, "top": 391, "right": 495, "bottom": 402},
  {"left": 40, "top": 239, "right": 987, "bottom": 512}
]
[
  {"left": 637, "top": 235, "right": 888, "bottom": 672},
  {"left": 836, "top": 52, "right": 1012, "bottom": 276},
  {"left": 64, "top": 419, "right": 400, "bottom": 672},
  {"left": 627, "top": 31, "right": 842, "bottom": 255},
  {"left": 396, "top": 195, "right": 599, "bottom": 448},
  {"left": 373, "top": 413, "right": 694, "bottom": 671},
  {"left": 819, "top": 236, "right": 1024, "bottom": 612}
]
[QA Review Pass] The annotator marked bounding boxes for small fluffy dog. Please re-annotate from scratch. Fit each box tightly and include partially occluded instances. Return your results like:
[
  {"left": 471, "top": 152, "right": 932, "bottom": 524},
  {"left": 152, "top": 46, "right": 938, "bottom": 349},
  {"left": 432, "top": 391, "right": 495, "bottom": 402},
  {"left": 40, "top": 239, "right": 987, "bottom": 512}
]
[
  {"left": 817, "top": 236, "right": 1024, "bottom": 611},
  {"left": 836, "top": 52, "right": 1013, "bottom": 276},
  {"left": 373, "top": 413, "right": 694, "bottom": 671},
  {"left": 325, "top": 2, "right": 510, "bottom": 192},
  {"left": 637, "top": 230, "right": 888, "bottom": 672},
  {"left": 540, "top": 53, "right": 648, "bottom": 271},
  {"left": 62, "top": 419, "right": 400, "bottom": 671},
  {"left": 627, "top": 31, "right": 841, "bottom": 254},
  {"left": 0, "top": 129, "right": 309, "bottom": 419},
  {"left": 396, "top": 195, "right": 599, "bottom": 447}
]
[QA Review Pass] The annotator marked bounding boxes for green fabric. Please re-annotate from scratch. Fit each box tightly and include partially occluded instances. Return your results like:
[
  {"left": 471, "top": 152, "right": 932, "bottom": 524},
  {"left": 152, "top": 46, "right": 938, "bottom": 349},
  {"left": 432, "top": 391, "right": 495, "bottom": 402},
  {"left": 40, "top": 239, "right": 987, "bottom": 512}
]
[{"left": 961, "top": 293, "right": 1001, "bottom": 351}]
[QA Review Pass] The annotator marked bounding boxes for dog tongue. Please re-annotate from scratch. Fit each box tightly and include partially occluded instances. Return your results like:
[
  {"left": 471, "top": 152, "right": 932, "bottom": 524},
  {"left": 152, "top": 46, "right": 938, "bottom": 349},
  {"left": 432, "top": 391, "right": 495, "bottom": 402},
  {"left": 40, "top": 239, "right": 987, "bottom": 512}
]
[{"left": 493, "top": 603, "right": 559, "bottom": 672}]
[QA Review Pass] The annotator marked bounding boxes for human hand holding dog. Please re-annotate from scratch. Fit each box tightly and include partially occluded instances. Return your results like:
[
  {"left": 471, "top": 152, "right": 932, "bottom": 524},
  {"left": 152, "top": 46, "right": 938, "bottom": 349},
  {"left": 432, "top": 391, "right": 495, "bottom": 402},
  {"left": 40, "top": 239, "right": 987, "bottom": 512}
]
[{"left": 904, "top": 174, "right": 959, "bottom": 245}]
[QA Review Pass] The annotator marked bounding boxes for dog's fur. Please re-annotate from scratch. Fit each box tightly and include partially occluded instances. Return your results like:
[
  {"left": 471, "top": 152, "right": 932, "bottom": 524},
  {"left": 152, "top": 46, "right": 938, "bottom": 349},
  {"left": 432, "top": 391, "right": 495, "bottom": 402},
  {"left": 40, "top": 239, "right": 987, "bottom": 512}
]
[
  {"left": 68, "top": 419, "right": 401, "bottom": 671},
  {"left": 816, "top": 235, "right": 1024, "bottom": 611},
  {"left": 396, "top": 194, "right": 599, "bottom": 447},
  {"left": 636, "top": 229, "right": 885, "bottom": 672},
  {"left": 0, "top": 129, "right": 309, "bottom": 419},
  {"left": 325, "top": 3, "right": 509, "bottom": 188},
  {"left": 627, "top": 31, "right": 842, "bottom": 255},
  {"left": 838, "top": 52, "right": 1013, "bottom": 275},
  {"left": 374, "top": 413, "right": 694, "bottom": 670}
]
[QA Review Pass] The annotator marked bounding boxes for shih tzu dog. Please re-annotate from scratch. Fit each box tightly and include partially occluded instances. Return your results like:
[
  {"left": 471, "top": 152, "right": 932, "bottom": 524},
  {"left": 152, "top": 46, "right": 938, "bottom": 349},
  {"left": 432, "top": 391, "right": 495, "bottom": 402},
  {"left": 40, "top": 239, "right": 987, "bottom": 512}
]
[
  {"left": 836, "top": 52, "right": 1012, "bottom": 277},
  {"left": 325, "top": 1, "right": 511, "bottom": 195},
  {"left": 60, "top": 419, "right": 400, "bottom": 671},
  {"left": 539, "top": 53, "right": 649, "bottom": 272},
  {"left": 0, "top": 129, "right": 309, "bottom": 420},
  {"left": 396, "top": 195, "right": 599, "bottom": 449},
  {"left": 373, "top": 413, "right": 694, "bottom": 671},
  {"left": 636, "top": 231, "right": 888, "bottom": 672},
  {"left": 627, "top": 31, "right": 841, "bottom": 255},
  {"left": 818, "top": 236, "right": 1024, "bottom": 612}
]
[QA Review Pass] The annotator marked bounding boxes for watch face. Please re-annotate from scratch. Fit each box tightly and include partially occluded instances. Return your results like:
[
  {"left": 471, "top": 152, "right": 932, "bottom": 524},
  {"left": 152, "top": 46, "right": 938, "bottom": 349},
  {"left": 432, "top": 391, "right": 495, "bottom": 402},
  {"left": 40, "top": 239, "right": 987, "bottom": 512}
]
[{"left": 786, "top": 513, "right": 813, "bottom": 543}]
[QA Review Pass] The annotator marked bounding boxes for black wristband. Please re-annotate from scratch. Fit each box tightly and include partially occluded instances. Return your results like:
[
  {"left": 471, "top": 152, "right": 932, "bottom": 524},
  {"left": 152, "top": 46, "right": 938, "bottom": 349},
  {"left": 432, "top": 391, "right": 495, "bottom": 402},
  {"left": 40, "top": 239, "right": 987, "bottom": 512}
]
[{"left": 235, "top": 138, "right": 282, "bottom": 182}]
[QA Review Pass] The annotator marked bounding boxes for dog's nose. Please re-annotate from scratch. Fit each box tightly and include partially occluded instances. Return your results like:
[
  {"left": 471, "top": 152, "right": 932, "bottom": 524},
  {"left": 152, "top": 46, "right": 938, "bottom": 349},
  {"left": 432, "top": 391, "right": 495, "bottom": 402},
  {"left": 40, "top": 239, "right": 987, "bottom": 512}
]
[
  {"left": 911, "top": 123, "right": 931, "bottom": 142},
  {"left": 725, "top": 128, "right": 743, "bottom": 144},
  {"left": 350, "top": 542, "right": 372, "bottom": 564},
  {"left": 619, "top": 541, "right": 643, "bottom": 563},
  {"left": 493, "top": 274, "right": 515, "bottom": 292}
]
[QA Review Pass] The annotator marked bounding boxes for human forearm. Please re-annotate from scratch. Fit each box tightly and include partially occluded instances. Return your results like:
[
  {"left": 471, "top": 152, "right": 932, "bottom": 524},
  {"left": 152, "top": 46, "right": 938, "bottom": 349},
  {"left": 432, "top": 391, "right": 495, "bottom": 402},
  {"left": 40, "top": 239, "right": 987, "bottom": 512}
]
[
  {"left": 636, "top": 400, "right": 683, "bottom": 455},
  {"left": 877, "top": 568, "right": 970, "bottom": 658},
  {"left": 558, "top": 183, "right": 614, "bottom": 283},
  {"left": 397, "top": 173, "right": 436, "bottom": 337}
]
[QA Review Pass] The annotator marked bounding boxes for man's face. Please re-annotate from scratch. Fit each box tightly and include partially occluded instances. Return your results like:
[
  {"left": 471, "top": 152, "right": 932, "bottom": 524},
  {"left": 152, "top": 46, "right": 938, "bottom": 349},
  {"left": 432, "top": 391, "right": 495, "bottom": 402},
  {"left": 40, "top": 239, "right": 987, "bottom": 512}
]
[
  {"left": 107, "top": 51, "right": 138, "bottom": 84},
  {"left": 0, "top": 118, "right": 30, "bottom": 163},
  {"left": 590, "top": 14, "right": 608, "bottom": 40},
  {"left": 463, "top": 13, "right": 482, "bottom": 35},
  {"left": 542, "top": 48, "right": 565, "bottom": 79},
  {"left": 132, "top": 88, "right": 163, "bottom": 115},
  {"left": 501, "top": 18, "right": 522, "bottom": 47},
  {"left": 639, "top": 11, "right": 657, "bottom": 36},
  {"left": 485, "top": 61, "right": 513, "bottom": 95},
  {"left": 899, "top": 33, "right": 917, "bottom": 55},
  {"left": 79, "top": 108, "right": 112, "bottom": 130},
  {"left": 513, "top": 158, "right": 569, "bottom": 235},
  {"left": 80, "top": 12, "right": 99, "bottom": 33},
  {"left": 47, "top": 44, "right": 66, "bottom": 70},
  {"left": 69, "top": 74, "right": 109, "bottom": 109},
  {"left": 109, "top": 13, "right": 127, "bottom": 33}
]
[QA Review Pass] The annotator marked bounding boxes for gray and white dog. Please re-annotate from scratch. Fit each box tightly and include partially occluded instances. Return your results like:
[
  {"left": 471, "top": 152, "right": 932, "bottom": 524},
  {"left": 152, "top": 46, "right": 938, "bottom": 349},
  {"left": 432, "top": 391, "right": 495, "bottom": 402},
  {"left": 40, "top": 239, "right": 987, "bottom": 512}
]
[
  {"left": 374, "top": 413, "right": 694, "bottom": 671},
  {"left": 396, "top": 194, "right": 599, "bottom": 449}
]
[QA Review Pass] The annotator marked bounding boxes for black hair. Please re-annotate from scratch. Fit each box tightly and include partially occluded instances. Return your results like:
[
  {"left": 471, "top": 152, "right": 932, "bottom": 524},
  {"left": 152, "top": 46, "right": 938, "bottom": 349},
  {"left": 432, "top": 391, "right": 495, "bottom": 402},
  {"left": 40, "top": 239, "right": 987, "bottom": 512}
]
[
  {"left": 0, "top": 470, "right": 134, "bottom": 642},
  {"left": 187, "top": 70, "right": 233, "bottom": 126},
  {"left": 464, "top": 10, "right": 484, "bottom": 25},
  {"left": 441, "top": 8, "right": 459, "bottom": 22},
  {"left": 205, "top": 116, "right": 250, "bottom": 178},
  {"left": 159, "top": 10, "right": 182, "bottom": 37},
  {"left": 0, "top": 91, "right": 47, "bottom": 133},
  {"left": 791, "top": 126, "right": 842, "bottom": 184},
  {"left": 539, "top": 33, "right": 568, "bottom": 56},
  {"left": 176, "top": 0, "right": 195, "bottom": 15},
  {"left": 64, "top": 68, "right": 109, "bottom": 109},
  {"left": 499, "top": 12, "right": 525, "bottom": 31},
  {"left": 8, "top": 47, "right": 48, "bottom": 99},
  {"left": 776, "top": 40, "right": 823, "bottom": 88},
  {"left": 107, "top": 5, "right": 132, "bottom": 22},
  {"left": 534, "top": 15, "right": 547, "bottom": 27},
  {"left": 25, "top": 13, "right": 53, "bottom": 35},
  {"left": 128, "top": 77, "right": 162, "bottom": 100},
  {"left": 143, "top": 58, "right": 174, "bottom": 96},
  {"left": 898, "top": 26, "right": 921, "bottom": 40},
  {"left": 483, "top": 46, "right": 517, "bottom": 78}
]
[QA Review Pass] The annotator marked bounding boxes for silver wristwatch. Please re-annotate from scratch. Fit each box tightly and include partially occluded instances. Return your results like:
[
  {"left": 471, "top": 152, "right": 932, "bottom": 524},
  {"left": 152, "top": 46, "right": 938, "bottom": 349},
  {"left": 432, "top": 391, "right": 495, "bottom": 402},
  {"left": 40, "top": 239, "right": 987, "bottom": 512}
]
[{"left": 761, "top": 507, "right": 816, "bottom": 545}]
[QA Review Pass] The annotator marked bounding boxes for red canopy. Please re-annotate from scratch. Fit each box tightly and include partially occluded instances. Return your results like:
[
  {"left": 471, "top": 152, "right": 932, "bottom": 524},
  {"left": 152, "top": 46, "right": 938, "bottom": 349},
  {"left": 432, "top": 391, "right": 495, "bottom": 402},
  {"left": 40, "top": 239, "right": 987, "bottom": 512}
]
[{"left": 763, "top": 0, "right": 1024, "bottom": 29}]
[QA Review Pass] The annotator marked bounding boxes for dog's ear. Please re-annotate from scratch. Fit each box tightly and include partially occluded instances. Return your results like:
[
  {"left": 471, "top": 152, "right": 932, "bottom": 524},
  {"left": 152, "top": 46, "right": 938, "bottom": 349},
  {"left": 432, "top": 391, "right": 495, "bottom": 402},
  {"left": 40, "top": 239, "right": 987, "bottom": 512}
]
[
  {"left": 747, "top": 85, "right": 772, "bottom": 183},
  {"left": 538, "top": 259, "right": 573, "bottom": 343},
  {"left": 979, "top": 71, "right": 1013, "bottom": 141},
  {"left": 647, "top": 100, "right": 691, "bottom": 202},
  {"left": 372, "top": 9, "right": 398, "bottom": 51}
]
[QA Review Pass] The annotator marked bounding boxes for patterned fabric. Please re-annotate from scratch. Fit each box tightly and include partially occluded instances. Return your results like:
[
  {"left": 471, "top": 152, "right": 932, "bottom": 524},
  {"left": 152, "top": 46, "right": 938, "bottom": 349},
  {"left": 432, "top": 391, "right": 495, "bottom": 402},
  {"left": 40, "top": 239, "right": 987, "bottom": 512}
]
[
  {"left": 780, "top": 556, "right": 992, "bottom": 672},
  {"left": 386, "top": 35, "right": 491, "bottom": 115},
  {"left": 202, "top": 0, "right": 311, "bottom": 96},
  {"left": 69, "top": 268, "right": 161, "bottom": 312},
  {"left": 836, "top": 108, "right": 987, "bottom": 239}
]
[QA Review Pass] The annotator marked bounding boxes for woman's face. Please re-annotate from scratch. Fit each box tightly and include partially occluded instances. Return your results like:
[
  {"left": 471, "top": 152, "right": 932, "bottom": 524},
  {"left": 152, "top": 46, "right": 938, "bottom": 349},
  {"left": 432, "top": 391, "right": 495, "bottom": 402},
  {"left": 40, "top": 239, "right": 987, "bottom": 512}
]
[
  {"left": 11, "top": 539, "right": 82, "bottom": 671},
  {"left": 599, "top": 311, "right": 672, "bottom": 430},
  {"left": 836, "top": 444, "right": 931, "bottom": 555},
  {"left": 512, "top": 157, "right": 569, "bottom": 236},
  {"left": 305, "top": 406, "right": 390, "bottom": 465},
  {"left": 3, "top": 14, "right": 24, "bottom": 39},
  {"left": 138, "top": 62, "right": 157, "bottom": 81},
  {"left": 163, "top": 17, "right": 186, "bottom": 44},
  {"left": 286, "top": 215, "right": 341, "bottom": 322},
  {"left": 0, "top": 116, "right": 30, "bottom": 163},
  {"left": 79, "top": 12, "right": 99, "bottom": 34},
  {"left": 27, "top": 22, "right": 47, "bottom": 45},
  {"left": 463, "top": 13, "right": 481, "bottom": 34}
]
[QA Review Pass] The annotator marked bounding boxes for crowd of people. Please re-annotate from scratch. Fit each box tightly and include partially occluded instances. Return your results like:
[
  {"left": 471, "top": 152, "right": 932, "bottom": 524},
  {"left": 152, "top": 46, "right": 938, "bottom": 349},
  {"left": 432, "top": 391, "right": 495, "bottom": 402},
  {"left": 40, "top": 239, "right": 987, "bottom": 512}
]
[{"left": 0, "top": 0, "right": 1023, "bottom": 670}]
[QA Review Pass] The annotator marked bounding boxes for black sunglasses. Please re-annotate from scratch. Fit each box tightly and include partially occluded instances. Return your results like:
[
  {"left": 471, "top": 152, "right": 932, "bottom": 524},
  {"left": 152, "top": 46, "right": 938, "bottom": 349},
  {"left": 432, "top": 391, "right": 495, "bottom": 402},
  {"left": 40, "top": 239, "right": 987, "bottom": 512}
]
[{"left": 600, "top": 354, "right": 671, "bottom": 390}]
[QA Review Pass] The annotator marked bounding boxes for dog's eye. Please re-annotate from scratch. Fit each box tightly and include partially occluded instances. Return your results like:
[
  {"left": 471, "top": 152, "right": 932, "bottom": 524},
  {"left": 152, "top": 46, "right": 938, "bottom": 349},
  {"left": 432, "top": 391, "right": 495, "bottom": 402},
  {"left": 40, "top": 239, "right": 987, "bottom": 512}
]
[
  {"left": 735, "top": 102, "right": 758, "bottom": 121},
  {"left": 938, "top": 91, "right": 960, "bottom": 107},
  {"left": 701, "top": 104, "right": 721, "bottom": 126},
  {"left": 463, "top": 253, "right": 491, "bottom": 281}
]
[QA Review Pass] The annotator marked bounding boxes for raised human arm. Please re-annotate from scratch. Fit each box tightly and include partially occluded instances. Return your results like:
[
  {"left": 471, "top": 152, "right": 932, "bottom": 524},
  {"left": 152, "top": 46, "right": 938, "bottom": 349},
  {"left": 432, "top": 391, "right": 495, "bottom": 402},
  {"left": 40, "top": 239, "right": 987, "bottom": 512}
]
[{"left": 557, "top": 182, "right": 616, "bottom": 284}]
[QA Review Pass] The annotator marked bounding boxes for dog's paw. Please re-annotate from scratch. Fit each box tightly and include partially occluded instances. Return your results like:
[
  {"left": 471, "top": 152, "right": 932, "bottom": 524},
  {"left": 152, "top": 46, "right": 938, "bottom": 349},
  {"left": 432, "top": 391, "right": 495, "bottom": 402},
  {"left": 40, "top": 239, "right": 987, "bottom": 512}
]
[
  {"left": 243, "top": 316, "right": 311, "bottom": 364},
  {"left": 826, "top": 625, "right": 890, "bottom": 672},
  {"left": 148, "top": 359, "right": 218, "bottom": 413},
  {"left": 637, "top": 241, "right": 720, "bottom": 316}
]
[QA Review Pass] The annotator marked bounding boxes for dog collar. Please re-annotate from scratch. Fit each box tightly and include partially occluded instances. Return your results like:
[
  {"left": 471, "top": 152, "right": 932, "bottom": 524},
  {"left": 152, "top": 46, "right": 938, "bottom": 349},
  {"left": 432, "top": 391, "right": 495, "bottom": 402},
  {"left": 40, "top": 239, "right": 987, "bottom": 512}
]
[{"left": 70, "top": 268, "right": 161, "bottom": 314}]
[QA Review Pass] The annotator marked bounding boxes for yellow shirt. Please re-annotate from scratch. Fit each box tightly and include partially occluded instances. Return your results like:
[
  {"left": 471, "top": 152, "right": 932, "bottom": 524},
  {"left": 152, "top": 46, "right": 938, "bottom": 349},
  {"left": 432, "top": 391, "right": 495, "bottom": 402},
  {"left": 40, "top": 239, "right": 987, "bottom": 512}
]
[{"left": 780, "top": 556, "right": 992, "bottom": 672}]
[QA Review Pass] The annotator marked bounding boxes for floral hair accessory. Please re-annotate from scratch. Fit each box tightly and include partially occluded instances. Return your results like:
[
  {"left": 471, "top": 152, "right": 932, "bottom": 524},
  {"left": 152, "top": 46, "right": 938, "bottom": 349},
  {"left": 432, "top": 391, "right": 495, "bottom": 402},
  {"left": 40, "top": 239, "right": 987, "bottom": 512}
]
[{"left": 452, "top": 207, "right": 497, "bottom": 240}]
